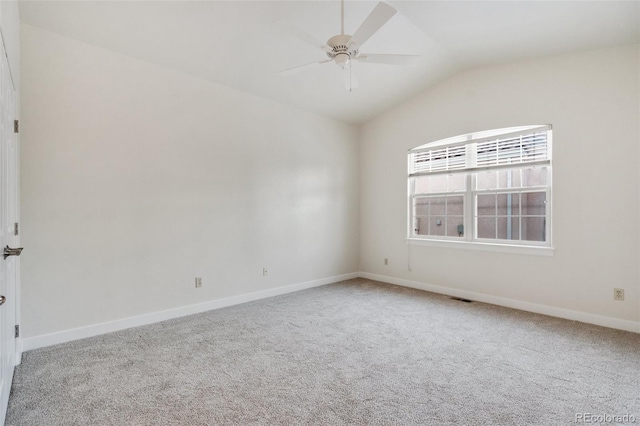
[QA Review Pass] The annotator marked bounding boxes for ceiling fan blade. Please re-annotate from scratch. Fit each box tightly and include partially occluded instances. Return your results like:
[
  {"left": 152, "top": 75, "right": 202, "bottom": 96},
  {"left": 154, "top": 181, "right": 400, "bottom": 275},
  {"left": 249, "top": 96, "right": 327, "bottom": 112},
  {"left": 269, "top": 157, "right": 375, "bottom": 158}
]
[
  {"left": 342, "top": 67, "right": 359, "bottom": 92},
  {"left": 278, "top": 59, "right": 332, "bottom": 77},
  {"left": 354, "top": 54, "right": 420, "bottom": 65},
  {"left": 274, "top": 20, "right": 331, "bottom": 52},
  {"left": 348, "top": 2, "right": 397, "bottom": 48}
]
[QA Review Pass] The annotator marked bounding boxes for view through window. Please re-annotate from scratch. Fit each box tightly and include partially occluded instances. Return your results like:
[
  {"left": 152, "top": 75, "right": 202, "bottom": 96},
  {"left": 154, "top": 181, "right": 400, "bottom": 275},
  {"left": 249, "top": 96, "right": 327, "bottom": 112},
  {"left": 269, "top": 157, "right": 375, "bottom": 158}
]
[{"left": 408, "top": 126, "right": 552, "bottom": 247}]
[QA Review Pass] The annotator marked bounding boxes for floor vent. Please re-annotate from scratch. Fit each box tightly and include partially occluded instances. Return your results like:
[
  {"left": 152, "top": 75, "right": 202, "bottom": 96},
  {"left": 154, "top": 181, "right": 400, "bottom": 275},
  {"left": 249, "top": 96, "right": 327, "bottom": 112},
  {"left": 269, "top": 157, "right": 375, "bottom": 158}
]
[{"left": 450, "top": 297, "right": 473, "bottom": 303}]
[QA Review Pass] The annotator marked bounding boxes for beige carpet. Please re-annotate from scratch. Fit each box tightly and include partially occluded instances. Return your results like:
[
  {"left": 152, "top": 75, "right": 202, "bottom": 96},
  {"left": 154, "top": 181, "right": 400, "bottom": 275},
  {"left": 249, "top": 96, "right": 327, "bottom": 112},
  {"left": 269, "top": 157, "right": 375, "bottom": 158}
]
[{"left": 6, "top": 279, "right": 640, "bottom": 425}]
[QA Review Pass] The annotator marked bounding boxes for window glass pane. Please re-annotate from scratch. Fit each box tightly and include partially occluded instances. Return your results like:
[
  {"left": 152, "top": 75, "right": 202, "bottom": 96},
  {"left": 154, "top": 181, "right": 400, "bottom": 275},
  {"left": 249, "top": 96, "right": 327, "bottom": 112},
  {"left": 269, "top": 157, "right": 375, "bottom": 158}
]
[
  {"left": 521, "top": 192, "right": 546, "bottom": 215},
  {"left": 414, "top": 177, "right": 429, "bottom": 194},
  {"left": 522, "top": 167, "right": 547, "bottom": 187},
  {"left": 497, "top": 194, "right": 507, "bottom": 215},
  {"left": 477, "top": 194, "right": 496, "bottom": 216},
  {"left": 446, "top": 217, "right": 464, "bottom": 237},
  {"left": 430, "top": 175, "right": 448, "bottom": 193},
  {"left": 447, "top": 196, "right": 464, "bottom": 215},
  {"left": 498, "top": 169, "right": 521, "bottom": 188},
  {"left": 413, "top": 195, "right": 465, "bottom": 239},
  {"left": 496, "top": 193, "right": 519, "bottom": 216},
  {"left": 429, "top": 217, "right": 446, "bottom": 236},
  {"left": 476, "top": 171, "right": 496, "bottom": 190},
  {"left": 511, "top": 193, "right": 520, "bottom": 215},
  {"left": 448, "top": 174, "right": 466, "bottom": 191},
  {"left": 497, "top": 217, "right": 508, "bottom": 240},
  {"left": 415, "top": 217, "right": 429, "bottom": 235},
  {"left": 414, "top": 198, "right": 428, "bottom": 216},
  {"left": 498, "top": 171, "right": 507, "bottom": 189},
  {"left": 511, "top": 218, "right": 520, "bottom": 240},
  {"left": 477, "top": 217, "right": 496, "bottom": 239},
  {"left": 513, "top": 169, "right": 522, "bottom": 187},
  {"left": 497, "top": 217, "right": 520, "bottom": 240},
  {"left": 521, "top": 217, "right": 546, "bottom": 242},
  {"left": 430, "top": 196, "right": 446, "bottom": 215}
]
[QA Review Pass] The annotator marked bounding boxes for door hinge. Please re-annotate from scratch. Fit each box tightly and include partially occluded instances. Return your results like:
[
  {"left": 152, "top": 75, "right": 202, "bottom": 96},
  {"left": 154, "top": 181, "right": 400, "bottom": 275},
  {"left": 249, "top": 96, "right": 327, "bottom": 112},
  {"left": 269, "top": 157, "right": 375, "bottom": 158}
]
[
  {"left": 14, "top": 325, "right": 19, "bottom": 338},
  {"left": 13, "top": 222, "right": 18, "bottom": 236},
  {"left": 13, "top": 120, "right": 18, "bottom": 134}
]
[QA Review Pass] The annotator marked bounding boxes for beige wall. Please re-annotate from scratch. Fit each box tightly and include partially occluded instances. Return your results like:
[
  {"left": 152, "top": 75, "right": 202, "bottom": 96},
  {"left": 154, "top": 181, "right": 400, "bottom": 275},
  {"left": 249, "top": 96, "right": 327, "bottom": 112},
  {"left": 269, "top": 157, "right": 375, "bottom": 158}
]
[
  {"left": 20, "top": 24, "right": 360, "bottom": 339},
  {"left": 19, "top": 22, "right": 640, "bottom": 343},
  {"left": 360, "top": 45, "right": 640, "bottom": 325}
]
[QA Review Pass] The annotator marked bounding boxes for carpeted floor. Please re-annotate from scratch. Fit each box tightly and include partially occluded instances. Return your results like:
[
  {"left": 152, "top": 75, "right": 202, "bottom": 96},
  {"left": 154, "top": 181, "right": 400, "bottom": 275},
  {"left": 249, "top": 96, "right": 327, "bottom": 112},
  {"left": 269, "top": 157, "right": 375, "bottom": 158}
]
[{"left": 6, "top": 279, "right": 640, "bottom": 425}]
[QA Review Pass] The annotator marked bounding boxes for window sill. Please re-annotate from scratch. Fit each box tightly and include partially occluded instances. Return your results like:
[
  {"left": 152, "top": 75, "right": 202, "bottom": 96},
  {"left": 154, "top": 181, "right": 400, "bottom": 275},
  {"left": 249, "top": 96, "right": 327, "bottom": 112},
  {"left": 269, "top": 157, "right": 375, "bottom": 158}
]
[{"left": 407, "top": 238, "right": 554, "bottom": 256}]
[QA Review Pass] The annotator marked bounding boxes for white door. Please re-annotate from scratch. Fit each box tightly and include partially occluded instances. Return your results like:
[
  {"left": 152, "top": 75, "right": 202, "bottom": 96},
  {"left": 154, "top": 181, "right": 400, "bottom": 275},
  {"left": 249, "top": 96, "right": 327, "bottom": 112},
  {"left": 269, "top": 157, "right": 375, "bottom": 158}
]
[{"left": 0, "top": 37, "right": 19, "bottom": 424}]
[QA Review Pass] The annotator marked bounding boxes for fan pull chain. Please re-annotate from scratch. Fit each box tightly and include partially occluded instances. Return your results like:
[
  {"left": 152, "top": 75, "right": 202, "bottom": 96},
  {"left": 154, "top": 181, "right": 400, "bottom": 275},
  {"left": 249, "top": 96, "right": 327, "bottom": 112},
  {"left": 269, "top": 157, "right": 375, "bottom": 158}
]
[{"left": 351, "top": 64, "right": 353, "bottom": 92}]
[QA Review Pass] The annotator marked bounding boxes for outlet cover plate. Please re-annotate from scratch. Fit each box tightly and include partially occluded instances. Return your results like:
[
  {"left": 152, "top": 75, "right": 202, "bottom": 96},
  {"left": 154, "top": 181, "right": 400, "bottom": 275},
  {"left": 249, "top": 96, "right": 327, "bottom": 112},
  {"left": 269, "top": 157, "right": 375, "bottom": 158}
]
[{"left": 614, "top": 288, "right": 624, "bottom": 301}]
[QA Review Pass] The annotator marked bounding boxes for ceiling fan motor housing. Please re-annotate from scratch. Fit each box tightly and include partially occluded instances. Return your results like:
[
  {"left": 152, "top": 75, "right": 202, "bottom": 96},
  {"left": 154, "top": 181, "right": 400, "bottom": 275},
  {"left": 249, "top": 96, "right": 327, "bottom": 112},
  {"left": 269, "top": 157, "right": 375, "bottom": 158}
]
[{"left": 326, "top": 34, "right": 359, "bottom": 67}]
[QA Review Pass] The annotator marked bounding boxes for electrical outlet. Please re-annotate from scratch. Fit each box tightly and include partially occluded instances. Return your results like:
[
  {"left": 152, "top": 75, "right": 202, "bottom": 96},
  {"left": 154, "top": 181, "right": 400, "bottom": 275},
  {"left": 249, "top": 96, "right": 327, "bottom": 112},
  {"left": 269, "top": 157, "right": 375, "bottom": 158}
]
[
  {"left": 384, "top": 258, "right": 388, "bottom": 266},
  {"left": 195, "top": 277, "right": 202, "bottom": 288},
  {"left": 262, "top": 267, "right": 268, "bottom": 276},
  {"left": 614, "top": 288, "right": 624, "bottom": 301}
]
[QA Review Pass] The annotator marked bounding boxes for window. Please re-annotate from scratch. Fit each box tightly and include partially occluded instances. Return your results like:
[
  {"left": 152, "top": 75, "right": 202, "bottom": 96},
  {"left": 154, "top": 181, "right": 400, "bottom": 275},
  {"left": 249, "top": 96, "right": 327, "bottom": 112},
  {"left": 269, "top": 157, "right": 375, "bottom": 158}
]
[{"left": 408, "top": 125, "right": 552, "bottom": 249}]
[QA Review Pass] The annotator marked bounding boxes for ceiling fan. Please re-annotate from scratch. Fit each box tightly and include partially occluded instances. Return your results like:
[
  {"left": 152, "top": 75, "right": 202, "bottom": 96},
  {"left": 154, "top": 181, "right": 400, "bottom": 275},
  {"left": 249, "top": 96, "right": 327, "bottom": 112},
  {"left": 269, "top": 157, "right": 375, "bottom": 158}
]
[{"left": 278, "top": 0, "right": 419, "bottom": 91}]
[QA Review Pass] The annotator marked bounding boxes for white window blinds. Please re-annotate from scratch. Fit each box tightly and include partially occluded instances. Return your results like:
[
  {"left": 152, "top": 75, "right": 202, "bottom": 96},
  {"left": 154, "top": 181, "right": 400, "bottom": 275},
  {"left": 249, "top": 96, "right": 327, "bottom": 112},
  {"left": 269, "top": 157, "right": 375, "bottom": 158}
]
[
  {"left": 409, "top": 145, "right": 466, "bottom": 174},
  {"left": 409, "top": 125, "right": 551, "bottom": 177}
]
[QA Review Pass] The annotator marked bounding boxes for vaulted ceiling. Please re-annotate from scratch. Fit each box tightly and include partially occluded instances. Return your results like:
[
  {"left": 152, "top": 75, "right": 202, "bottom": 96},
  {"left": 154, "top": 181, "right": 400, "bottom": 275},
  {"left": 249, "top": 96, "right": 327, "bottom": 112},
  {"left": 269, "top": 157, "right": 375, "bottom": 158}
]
[{"left": 19, "top": 1, "right": 640, "bottom": 124}]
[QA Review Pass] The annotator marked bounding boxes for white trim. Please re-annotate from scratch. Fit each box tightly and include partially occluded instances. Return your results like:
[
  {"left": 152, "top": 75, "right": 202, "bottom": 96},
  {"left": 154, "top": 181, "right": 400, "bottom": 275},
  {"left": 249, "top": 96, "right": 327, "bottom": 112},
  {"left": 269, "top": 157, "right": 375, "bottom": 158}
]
[
  {"left": 14, "top": 339, "right": 22, "bottom": 366},
  {"left": 409, "top": 159, "right": 550, "bottom": 178},
  {"left": 359, "top": 272, "right": 640, "bottom": 334},
  {"left": 0, "top": 351, "right": 13, "bottom": 426},
  {"left": 22, "top": 270, "right": 638, "bottom": 352},
  {"left": 410, "top": 125, "right": 550, "bottom": 152},
  {"left": 407, "top": 238, "right": 554, "bottom": 256},
  {"left": 22, "top": 272, "right": 359, "bottom": 352}
]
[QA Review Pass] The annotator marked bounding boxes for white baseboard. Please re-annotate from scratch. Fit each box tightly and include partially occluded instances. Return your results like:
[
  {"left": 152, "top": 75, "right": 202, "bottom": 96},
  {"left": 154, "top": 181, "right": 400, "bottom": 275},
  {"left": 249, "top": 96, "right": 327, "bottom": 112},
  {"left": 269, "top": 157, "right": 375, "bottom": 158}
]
[
  {"left": 15, "top": 339, "right": 22, "bottom": 365},
  {"left": 22, "top": 272, "right": 359, "bottom": 352},
  {"left": 21, "top": 270, "right": 638, "bottom": 353},
  {"left": 359, "top": 272, "right": 640, "bottom": 334}
]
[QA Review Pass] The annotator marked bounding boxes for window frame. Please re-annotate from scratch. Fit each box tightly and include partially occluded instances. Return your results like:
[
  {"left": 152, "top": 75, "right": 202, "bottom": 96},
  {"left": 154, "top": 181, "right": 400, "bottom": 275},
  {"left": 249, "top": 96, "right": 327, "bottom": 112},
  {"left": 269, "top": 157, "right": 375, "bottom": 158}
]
[{"left": 407, "top": 126, "right": 553, "bottom": 253}]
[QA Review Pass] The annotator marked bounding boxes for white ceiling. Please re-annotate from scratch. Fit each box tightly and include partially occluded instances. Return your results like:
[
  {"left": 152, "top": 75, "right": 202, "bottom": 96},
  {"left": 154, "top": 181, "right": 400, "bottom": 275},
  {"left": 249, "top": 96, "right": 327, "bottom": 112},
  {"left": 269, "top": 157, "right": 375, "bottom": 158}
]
[{"left": 19, "top": 1, "right": 640, "bottom": 124}]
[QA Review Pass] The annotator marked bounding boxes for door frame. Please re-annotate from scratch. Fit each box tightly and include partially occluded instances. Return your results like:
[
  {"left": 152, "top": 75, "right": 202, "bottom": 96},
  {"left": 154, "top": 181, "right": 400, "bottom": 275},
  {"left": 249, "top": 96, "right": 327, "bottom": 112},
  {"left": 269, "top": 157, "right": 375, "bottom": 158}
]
[{"left": 0, "top": 26, "right": 20, "bottom": 425}]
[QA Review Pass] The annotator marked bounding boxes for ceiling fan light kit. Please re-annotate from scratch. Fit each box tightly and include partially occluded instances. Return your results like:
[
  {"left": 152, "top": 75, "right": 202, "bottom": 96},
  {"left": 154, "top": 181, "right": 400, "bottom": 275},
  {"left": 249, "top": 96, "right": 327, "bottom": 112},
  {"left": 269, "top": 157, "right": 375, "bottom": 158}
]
[
  {"left": 326, "top": 34, "right": 358, "bottom": 70},
  {"left": 278, "top": 1, "right": 420, "bottom": 91}
]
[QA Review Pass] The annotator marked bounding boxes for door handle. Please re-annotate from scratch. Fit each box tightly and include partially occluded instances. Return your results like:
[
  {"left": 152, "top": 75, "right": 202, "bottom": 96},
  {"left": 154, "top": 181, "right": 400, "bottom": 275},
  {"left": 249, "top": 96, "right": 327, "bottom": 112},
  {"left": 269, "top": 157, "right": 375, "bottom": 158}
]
[
  {"left": 0, "top": 296, "right": 5, "bottom": 306},
  {"left": 3, "top": 246, "right": 23, "bottom": 259}
]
